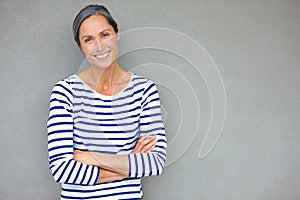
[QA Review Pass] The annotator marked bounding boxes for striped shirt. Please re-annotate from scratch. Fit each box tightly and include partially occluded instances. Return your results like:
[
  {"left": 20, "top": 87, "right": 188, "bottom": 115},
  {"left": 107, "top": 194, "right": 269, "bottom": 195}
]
[{"left": 47, "top": 72, "right": 167, "bottom": 199}]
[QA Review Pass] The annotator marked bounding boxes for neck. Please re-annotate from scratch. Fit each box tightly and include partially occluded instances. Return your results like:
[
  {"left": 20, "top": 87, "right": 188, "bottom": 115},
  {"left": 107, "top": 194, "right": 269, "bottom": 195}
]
[{"left": 91, "top": 60, "right": 127, "bottom": 92}]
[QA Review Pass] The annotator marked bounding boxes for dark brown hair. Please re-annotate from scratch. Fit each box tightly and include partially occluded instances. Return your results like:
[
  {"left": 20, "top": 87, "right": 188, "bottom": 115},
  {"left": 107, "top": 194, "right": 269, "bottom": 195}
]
[{"left": 73, "top": 5, "right": 118, "bottom": 47}]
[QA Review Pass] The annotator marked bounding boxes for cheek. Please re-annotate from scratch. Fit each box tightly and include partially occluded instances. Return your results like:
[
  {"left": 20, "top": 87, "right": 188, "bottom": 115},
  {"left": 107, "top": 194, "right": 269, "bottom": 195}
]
[
  {"left": 114, "top": 45, "right": 119, "bottom": 57},
  {"left": 80, "top": 45, "right": 93, "bottom": 55},
  {"left": 110, "top": 42, "right": 119, "bottom": 54}
]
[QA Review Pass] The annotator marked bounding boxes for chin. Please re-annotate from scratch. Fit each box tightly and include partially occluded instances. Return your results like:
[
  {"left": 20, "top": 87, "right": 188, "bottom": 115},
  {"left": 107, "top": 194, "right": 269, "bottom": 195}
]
[
  {"left": 86, "top": 55, "right": 115, "bottom": 68},
  {"left": 93, "top": 60, "right": 117, "bottom": 69}
]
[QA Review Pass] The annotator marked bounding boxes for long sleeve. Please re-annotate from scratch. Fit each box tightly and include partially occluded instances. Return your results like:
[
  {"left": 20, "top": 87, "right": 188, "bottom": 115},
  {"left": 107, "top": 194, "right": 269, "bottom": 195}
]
[
  {"left": 47, "top": 80, "right": 100, "bottom": 185},
  {"left": 128, "top": 81, "right": 167, "bottom": 178}
]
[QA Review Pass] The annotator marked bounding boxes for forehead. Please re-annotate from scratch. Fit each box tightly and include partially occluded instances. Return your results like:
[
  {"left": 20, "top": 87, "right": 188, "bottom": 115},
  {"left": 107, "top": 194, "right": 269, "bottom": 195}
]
[{"left": 79, "top": 14, "right": 112, "bottom": 35}]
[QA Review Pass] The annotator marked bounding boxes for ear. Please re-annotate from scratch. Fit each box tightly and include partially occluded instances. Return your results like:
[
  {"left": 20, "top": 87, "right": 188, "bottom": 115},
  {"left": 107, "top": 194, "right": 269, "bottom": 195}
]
[{"left": 116, "top": 32, "right": 120, "bottom": 41}]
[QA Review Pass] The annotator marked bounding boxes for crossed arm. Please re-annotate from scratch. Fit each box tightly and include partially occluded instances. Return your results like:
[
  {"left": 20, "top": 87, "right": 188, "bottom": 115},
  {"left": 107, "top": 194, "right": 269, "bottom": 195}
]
[
  {"left": 73, "top": 135, "right": 157, "bottom": 183},
  {"left": 48, "top": 80, "right": 166, "bottom": 185}
]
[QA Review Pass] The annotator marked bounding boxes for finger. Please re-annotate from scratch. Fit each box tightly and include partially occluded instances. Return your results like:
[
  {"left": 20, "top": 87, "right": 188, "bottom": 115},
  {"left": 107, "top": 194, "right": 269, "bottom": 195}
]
[
  {"left": 138, "top": 134, "right": 151, "bottom": 144},
  {"left": 132, "top": 135, "right": 157, "bottom": 153},
  {"left": 146, "top": 145, "right": 156, "bottom": 153},
  {"left": 141, "top": 143, "right": 156, "bottom": 153},
  {"left": 140, "top": 135, "right": 156, "bottom": 145},
  {"left": 141, "top": 137, "right": 157, "bottom": 152},
  {"left": 132, "top": 138, "right": 144, "bottom": 153},
  {"left": 135, "top": 138, "right": 145, "bottom": 151},
  {"left": 135, "top": 135, "right": 152, "bottom": 148}
]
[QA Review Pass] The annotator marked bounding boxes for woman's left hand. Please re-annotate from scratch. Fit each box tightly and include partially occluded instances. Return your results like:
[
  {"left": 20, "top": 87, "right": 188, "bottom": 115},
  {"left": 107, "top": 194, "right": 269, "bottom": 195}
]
[{"left": 131, "top": 134, "right": 157, "bottom": 154}]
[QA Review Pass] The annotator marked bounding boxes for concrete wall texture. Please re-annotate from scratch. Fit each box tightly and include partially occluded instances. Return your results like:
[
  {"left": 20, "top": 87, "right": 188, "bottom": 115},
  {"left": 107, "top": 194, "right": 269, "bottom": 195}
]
[{"left": 0, "top": 0, "right": 299, "bottom": 199}]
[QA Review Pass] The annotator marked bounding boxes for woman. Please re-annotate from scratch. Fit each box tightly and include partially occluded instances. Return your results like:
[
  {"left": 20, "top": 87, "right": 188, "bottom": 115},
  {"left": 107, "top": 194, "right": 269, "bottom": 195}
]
[{"left": 47, "top": 4, "right": 167, "bottom": 200}]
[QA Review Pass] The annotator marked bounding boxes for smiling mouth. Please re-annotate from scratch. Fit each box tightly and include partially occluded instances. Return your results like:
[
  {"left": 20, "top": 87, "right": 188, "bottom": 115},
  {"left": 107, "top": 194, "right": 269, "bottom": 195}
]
[{"left": 94, "top": 51, "right": 110, "bottom": 59}]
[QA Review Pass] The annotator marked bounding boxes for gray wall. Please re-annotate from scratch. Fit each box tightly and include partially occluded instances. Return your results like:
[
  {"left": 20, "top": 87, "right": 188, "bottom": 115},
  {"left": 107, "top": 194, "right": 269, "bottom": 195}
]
[{"left": 1, "top": 0, "right": 299, "bottom": 199}]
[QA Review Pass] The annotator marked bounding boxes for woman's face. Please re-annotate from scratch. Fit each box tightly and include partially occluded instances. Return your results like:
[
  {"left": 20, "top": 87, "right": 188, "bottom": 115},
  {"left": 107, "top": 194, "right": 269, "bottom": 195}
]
[{"left": 79, "top": 14, "right": 119, "bottom": 69}]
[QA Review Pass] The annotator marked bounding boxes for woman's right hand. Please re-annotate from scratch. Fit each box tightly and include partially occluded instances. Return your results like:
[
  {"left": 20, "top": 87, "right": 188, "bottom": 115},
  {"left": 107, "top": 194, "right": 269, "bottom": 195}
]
[{"left": 131, "top": 134, "right": 158, "bottom": 154}]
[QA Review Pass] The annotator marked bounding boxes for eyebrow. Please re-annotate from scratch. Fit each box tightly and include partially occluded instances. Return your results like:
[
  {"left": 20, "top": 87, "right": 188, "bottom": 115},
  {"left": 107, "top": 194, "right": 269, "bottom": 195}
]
[{"left": 80, "top": 29, "right": 113, "bottom": 40}]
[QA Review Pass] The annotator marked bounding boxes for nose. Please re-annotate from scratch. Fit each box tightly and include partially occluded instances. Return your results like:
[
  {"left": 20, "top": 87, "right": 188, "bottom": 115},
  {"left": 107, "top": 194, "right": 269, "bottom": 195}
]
[{"left": 95, "top": 38, "right": 104, "bottom": 51}]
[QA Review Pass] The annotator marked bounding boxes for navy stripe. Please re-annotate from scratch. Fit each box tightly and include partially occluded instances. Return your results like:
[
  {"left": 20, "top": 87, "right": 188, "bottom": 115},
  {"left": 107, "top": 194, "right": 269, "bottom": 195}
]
[
  {"left": 49, "top": 152, "right": 72, "bottom": 160},
  {"left": 77, "top": 142, "right": 127, "bottom": 148},
  {"left": 51, "top": 90, "right": 72, "bottom": 105},
  {"left": 52, "top": 161, "right": 65, "bottom": 177},
  {"left": 156, "top": 156, "right": 164, "bottom": 169},
  {"left": 80, "top": 165, "right": 88, "bottom": 185},
  {"left": 47, "top": 121, "right": 73, "bottom": 128},
  {"left": 73, "top": 105, "right": 141, "bottom": 116},
  {"left": 65, "top": 161, "right": 76, "bottom": 183},
  {"left": 73, "top": 133, "right": 137, "bottom": 141},
  {"left": 73, "top": 88, "right": 93, "bottom": 93},
  {"left": 62, "top": 183, "right": 141, "bottom": 193},
  {"left": 73, "top": 113, "right": 140, "bottom": 121},
  {"left": 147, "top": 153, "right": 152, "bottom": 176},
  {"left": 75, "top": 119, "right": 139, "bottom": 127},
  {"left": 73, "top": 81, "right": 84, "bottom": 86},
  {"left": 54, "top": 83, "right": 73, "bottom": 97},
  {"left": 49, "top": 106, "right": 72, "bottom": 113},
  {"left": 74, "top": 163, "right": 83, "bottom": 184},
  {"left": 139, "top": 112, "right": 161, "bottom": 119},
  {"left": 143, "top": 82, "right": 155, "bottom": 97},
  {"left": 139, "top": 127, "right": 165, "bottom": 134},
  {"left": 143, "top": 96, "right": 160, "bottom": 108},
  {"left": 124, "top": 82, "right": 148, "bottom": 92},
  {"left": 73, "top": 93, "right": 141, "bottom": 103},
  {"left": 48, "top": 129, "right": 73, "bottom": 136},
  {"left": 128, "top": 154, "right": 132, "bottom": 177},
  {"left": 152, "top": 154, "right": 160, "bottom": 175},
  {"left": 140, "top": 120, "right": 164, "bottom": 126},
  {"left": 61, "top": 191, "right": 141, "bottom": 199},
  {"left": 134, "top": 154, "right": 138, "bottom": 178},
  {"left": 141, "top": 154, "right": 145, "bottom": 177},
  {"left": 74, "top": 126, "right": 139, "bottom": 134},
  {"left": 48, "top": 114, "right": 72, "bottom": 121},
  {"left": 48, "top": 137, "right": 73, "bottom": 145},
  {"left": 87, "top": 167, "right": 93, "bottom": 184},
  {"left": 50, "top": 98, "right": 70, "bottom": 106},
  {"left": 142, "top": 105, "right": 160, "bottom": 112},
  {"left": 48, "top": 145, "right": 73, "bottom": 152},
  {"left": 73, "top": 96, "right": 142, "bottom": 108}
]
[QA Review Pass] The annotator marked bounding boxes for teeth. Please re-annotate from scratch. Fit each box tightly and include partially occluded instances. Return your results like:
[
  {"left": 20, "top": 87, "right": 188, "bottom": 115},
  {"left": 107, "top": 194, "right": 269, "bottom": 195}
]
[{"left": 95, "top": 52, "right": 109, "bottom": 59}]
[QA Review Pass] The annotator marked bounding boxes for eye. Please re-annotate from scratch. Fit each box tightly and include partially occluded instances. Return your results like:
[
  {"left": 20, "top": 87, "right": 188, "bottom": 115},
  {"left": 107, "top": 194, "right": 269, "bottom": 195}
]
[
  {"left": 83, "top": 37, "right": 92, "bottom": 43},
  {"left": 101, "top": 32, "right": 110, "bottom": 38}
]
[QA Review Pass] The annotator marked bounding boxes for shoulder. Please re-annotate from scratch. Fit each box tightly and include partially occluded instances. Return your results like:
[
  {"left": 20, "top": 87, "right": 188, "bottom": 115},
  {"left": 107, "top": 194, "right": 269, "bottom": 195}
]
[
  {"left": 131, "top": 73, "right": 157, "bottom": 90},
  {"left": 129, "top": 73, "right": 160, "bottom": 102},
  {"left": 51, "top": 74, "right": 78, "bottom": 93}
]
